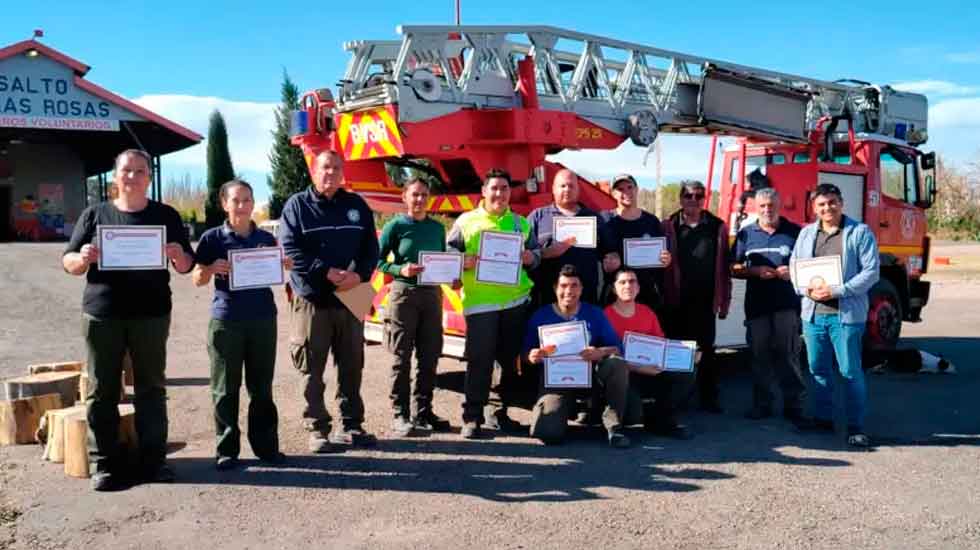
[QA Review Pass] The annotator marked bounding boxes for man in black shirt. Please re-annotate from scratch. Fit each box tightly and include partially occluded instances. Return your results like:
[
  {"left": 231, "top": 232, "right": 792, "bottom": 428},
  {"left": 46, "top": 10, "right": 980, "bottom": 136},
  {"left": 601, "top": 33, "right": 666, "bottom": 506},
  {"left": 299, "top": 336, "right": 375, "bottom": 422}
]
[{"left": 63, "top": 149, "right": 194, "bottom": 491}]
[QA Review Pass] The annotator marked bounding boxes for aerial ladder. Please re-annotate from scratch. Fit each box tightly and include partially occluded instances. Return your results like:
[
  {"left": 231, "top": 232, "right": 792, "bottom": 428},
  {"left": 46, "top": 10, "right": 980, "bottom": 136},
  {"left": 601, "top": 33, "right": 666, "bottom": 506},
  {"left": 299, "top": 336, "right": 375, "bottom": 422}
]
[{"left": 290, "top": 25, "right": 934, "bottom": 353}]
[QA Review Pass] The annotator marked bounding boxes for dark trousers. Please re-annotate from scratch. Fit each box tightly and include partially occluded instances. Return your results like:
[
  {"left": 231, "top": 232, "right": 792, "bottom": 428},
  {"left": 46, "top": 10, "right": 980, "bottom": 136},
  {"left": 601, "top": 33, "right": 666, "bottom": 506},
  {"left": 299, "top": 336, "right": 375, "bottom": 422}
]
[
  {"left": 384, "top": 283, "right": 443, "bottom": 419},
  {"left": 669, "top": 301, "right": 719, "bottom": 405},
  {"left": 462, "top": 302, "right": 527, "bottom": 424},
  {"left": 82, "top": 314, "right": 169, "bottom": 473},
  {"left": 627, "top": 371, "right": 680, "bottom": 427},
  {"left": 747, "top": 310, "right": 805, "bottom": 413},
  {"left": 289, "top": 296, "right": 365, "bottom": 433},
  {"left": 529, "top": 357, "right": 630, "bottom": 443},
  {"left": 208, "top": 318, "right": 279, "bottom": 459}
]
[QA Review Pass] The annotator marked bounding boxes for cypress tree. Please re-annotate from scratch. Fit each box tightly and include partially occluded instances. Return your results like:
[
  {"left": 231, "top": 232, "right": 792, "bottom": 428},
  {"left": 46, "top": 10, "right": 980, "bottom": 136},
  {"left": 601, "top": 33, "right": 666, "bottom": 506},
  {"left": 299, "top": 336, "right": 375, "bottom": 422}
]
[
  {"left": 268, "top": 69, "right": 313, "bottom": 219},
  {"left": 204, "top": 109, "right": 236, "bottom": 229}
]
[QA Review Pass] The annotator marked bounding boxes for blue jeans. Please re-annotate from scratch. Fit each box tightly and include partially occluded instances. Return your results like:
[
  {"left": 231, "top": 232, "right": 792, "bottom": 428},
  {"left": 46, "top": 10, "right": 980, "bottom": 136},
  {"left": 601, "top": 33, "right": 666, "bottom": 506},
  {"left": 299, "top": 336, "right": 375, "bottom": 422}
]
[{"left": 802, "top": 314, "right": 867, "bottom": 431}]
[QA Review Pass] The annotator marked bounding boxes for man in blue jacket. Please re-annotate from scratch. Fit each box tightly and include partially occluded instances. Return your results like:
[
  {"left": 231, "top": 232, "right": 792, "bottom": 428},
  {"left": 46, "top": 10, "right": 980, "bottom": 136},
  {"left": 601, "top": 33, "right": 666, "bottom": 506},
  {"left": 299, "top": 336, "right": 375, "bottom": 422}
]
[
  {"left": 279, "top": 150, "right": 380, "bottom": 453},
  {"left": 791, "top": 183, "right": 879, "bottom": 447}
]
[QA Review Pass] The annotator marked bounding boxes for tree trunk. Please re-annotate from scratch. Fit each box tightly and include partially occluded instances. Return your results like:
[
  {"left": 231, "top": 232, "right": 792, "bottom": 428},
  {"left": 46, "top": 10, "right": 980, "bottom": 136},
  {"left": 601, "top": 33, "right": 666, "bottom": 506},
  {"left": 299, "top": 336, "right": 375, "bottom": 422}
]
[
  {"left": 40, "top": 405, "right": 87, "bottom": 462},
  {"left": 0, "top": 394, "right": 63, "bottom": 445},
  {"left": 28, "top": 361, "right": 84, "bottom": 375},
  {"left": 4, "top": 371, "right": 80, "bottom": 407},
  {"left": 64, "top": 416, "right": 90, "bottom": 478}
]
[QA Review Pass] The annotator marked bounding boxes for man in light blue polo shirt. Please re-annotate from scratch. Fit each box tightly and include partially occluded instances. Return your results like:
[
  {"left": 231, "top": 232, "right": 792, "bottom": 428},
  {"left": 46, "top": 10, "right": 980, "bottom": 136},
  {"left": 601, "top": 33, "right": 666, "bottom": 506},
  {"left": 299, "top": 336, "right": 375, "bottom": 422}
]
[{"left": 791, "top": 183, "right": 879, "bottom": 447}]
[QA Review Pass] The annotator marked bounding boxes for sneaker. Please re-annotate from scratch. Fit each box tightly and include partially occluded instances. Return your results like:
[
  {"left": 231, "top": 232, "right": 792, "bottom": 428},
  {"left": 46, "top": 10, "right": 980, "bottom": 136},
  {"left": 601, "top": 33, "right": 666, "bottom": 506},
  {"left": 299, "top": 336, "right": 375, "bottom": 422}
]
[
  {"left": 391, "top": 416, "right": 415, "bottom": 437},
  {"left": 608, "top": 430, "right": 631, "bottom": 449},
  {"left": 489, "top": 411, "right": 524, "bottom": 434},
  {"left": 257, "top": 452, "right": 287, "bottom": 466},
  {"left": 143, "top": 463, "right": 176, "bottom": 483},
  {"left": 215, "top": 456, "right": 239, "bottom": 471},
  {"left": 461, "top": 422, "right": 488, "bottom": 440},
  {"left": 329, "top": 428, "right": 378, "bottom": 447},
  {"left": 91, "top": 470, "right": 126, "bottom": 492},
  {"left": 308, "top": 431, "right": 334, "bottom": 454},
  {"left": 847, "top": 432, "right": 871, "bottom": 448},
  {"left": 744, "top": 406, "right": 773, "bottom": 420},
  {"left": 413, "top": 412, "right": 452, "bottom": 432}
]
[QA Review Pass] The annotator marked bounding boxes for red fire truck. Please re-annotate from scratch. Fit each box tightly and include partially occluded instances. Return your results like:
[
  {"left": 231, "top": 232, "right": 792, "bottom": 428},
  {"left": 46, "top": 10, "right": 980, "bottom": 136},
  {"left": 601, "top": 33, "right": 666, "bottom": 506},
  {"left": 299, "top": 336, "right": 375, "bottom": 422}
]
[{"left": 290, "top": 25, "right": 935, "bottom": 353}]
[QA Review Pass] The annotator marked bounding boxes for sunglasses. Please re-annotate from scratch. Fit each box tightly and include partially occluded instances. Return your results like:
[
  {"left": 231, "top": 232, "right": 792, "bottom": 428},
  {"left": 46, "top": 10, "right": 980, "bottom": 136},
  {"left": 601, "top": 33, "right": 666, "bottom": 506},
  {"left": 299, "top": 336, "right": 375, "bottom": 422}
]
[{"left": 682, "top": 192, "right": 705, "bottom": 200}]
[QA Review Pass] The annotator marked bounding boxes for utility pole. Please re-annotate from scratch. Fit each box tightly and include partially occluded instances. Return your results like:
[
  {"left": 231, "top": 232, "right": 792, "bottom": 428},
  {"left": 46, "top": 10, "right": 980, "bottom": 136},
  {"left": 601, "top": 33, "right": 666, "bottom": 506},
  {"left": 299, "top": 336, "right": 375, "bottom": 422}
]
[{"left": 455, "top": 0, "right": 461, "bottom": 25}]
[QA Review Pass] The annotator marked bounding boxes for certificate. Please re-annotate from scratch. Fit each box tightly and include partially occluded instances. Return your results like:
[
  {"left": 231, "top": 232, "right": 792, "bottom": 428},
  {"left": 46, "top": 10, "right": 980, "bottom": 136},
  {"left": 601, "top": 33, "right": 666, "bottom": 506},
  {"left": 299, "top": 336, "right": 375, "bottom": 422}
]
[
  {"left": 538, "top": 321, "right": 589, "bottom": 358},
  {"left": 97, "top": 225, "right": 166, "bottom": 271},
  {"left": 544, "top": 356, "right": 592, "bottom": 388},
  {"left": 228, "top": 248, "right": 285, "bottom": 290},
  {"left": 624, "top": 237, "right": 666, "bottom": 268},
  {"left": 663, "top": 340, "right": 697, "bottom": 373},
  {"left": 623, "top": 331, "right": 667, "bottom": 366},
  {"left": 791, "top": 255, "right": 843, "bottom": 292},
  {"left": 476, "top": 230, "right": 523, "bottom": 285},
  {"left": 479, "top": 230, "right": 522, "bottom": 262},
  {"left": 553, "top": 216, "right": 597, "bottom": 248},
  {"left": 417, "top": 251, "right": 462, "bottom": 285}
]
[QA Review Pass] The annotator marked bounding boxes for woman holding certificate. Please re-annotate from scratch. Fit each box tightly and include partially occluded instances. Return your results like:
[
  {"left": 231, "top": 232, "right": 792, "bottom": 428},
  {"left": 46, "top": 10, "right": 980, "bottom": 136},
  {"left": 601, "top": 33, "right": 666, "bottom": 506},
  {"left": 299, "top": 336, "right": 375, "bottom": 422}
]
[
  {"left": 377, "top": 179, "right": 456, "bottom": 437},
  {"left": 604, "top": 269, "right": 691, "bottom": 440},
  {"left": 193, "top": 179, "right": 289, "bottom": 470},
  {"left": 63, "top": 149, "right": 194, "bottom": 491},
  {"left": 447, "top": 169, "right": 539, "bottom": 439}
]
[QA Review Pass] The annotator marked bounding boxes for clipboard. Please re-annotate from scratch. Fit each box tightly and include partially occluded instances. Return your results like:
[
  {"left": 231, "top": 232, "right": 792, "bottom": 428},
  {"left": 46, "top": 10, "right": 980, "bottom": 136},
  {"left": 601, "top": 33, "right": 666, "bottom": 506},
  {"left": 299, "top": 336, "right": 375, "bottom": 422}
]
[{"left": 335, "top": 282, "right": 377, "bottom": 320}]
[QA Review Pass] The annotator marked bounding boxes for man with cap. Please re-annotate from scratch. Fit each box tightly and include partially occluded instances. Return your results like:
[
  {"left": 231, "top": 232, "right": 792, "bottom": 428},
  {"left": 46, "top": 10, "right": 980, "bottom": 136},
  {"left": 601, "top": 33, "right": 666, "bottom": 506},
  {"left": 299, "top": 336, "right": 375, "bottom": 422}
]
[{"left": 600, "top": 173, "right": 672, "bottom": 309}]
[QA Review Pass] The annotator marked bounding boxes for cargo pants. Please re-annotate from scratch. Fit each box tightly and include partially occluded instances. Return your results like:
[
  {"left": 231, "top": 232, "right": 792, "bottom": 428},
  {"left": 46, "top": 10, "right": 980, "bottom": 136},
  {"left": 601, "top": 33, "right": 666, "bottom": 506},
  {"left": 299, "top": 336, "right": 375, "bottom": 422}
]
[
  {"left": 384, "top": 282, "right": 443, "bottom": 420},
  {"left": 529, "top": 356, "right": 630, "bottom": 443}
]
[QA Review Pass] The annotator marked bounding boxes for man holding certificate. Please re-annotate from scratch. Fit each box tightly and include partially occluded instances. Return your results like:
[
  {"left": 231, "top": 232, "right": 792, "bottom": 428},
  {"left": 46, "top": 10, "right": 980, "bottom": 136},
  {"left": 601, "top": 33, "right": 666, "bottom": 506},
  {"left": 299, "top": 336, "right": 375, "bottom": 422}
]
[
  {"left": 601, "top": 174, "right": 672, "bottom": 310},
  {"left": 528, "top": 169, "right": 615, "bottom": 306},
  {"left": 731, "top": 189, "right": 806, "bottom": 425},
  {"left": 63, "top": 149, "right": 194, "bottom": 491},
  {"left": 604, "top": 269, "right": 692, "bottom": 440},
  {"left": 791, "top": 183, "right": 879, "bottom": 447},
  {"left": 193, "top": 180, "right": 290, "bottom": 470},
  {"left": 280, "top": 150, "right": 380, "bottom": 453},
  {"left": 377, "top": 179, "right": 456, "bottom": 437},
  {"left": 447, "top": 169, "right": 539, "bottom": 439},
  {"left": 524, "top": 265, "right": 631, "bottom": 448}
]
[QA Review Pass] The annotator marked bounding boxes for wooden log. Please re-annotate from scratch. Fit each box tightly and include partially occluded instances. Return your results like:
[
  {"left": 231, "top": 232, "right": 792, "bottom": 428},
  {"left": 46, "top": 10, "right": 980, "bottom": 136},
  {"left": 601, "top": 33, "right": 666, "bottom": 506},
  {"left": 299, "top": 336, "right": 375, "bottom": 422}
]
[
  {"left": 62, "top": 404, "right": 137, "bottom": 478},
  {"left": 0, "top": 393, "right": 63, "bottom": 445},
  {"left": 28, "top": 361, "right": 84, "bottom": 375},
  {"left": 64, "top": 416, "right": 89, "bottom": 478},
  {"left": 40, "top": 405, "right": 87, "bottom": 462},
  {"left": 78, "top": 373, "right": 89, "bottom": 402},
  {"left": 4, "top": 371, "right": 80, "bottom": 407}
]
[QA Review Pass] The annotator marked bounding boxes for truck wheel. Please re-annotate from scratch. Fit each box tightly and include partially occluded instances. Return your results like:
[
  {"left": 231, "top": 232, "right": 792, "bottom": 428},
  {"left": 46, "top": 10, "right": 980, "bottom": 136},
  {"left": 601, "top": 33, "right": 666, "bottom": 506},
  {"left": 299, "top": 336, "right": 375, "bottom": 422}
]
[{"left": 866, "top": 280, "right": 902, "bottom": 351}]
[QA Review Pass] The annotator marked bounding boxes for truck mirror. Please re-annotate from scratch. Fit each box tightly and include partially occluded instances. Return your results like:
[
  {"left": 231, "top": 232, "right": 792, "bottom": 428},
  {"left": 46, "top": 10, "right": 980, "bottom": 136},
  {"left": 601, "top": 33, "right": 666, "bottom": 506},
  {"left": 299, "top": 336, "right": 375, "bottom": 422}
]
[{"left": 921, "top": 152, "right": 936, "bottom": 170}]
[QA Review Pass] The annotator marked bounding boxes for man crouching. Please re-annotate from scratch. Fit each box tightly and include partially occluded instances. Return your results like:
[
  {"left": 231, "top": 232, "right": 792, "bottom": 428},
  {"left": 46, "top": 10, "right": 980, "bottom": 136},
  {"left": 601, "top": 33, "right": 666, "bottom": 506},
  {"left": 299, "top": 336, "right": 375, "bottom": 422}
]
[{"left": 525, "top": 265, "right": 631, "bottom": 448}]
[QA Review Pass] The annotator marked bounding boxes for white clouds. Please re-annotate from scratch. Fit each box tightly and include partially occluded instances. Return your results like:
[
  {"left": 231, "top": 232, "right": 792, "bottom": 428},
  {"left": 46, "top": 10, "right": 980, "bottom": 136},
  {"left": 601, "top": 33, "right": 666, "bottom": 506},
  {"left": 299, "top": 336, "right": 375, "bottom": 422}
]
[
  {"left": 131, "top": 94, "right": 278, "bottom": 174},
  {"left": 893, "top": 80, "right": 978, "bottom": 97},
  {"left": 931, "top": 97, "right": 980, "bottom": 128}
]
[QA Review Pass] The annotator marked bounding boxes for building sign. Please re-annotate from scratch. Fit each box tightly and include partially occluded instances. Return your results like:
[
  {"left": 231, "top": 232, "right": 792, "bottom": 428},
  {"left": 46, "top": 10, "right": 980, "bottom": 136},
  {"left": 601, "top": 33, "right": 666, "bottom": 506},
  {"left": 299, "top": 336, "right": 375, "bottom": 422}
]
[{"left": 0, "top": 55, "right": 140, "bottom": 131}]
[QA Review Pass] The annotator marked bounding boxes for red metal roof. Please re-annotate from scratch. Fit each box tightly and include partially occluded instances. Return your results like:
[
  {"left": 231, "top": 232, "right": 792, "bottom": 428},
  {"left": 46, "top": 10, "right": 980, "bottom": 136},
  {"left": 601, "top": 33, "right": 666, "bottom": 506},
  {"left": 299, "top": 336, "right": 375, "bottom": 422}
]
[{"left": 0, "top": 39, "right": 90, "bottom": 75}]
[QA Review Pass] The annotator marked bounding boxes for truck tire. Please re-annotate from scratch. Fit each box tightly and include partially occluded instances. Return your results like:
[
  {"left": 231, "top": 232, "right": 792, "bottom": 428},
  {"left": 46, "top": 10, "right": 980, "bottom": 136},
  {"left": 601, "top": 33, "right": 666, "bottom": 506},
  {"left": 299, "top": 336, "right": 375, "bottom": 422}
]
[{"left": 866, "top": 279, "right": 902, "bottom": 351}]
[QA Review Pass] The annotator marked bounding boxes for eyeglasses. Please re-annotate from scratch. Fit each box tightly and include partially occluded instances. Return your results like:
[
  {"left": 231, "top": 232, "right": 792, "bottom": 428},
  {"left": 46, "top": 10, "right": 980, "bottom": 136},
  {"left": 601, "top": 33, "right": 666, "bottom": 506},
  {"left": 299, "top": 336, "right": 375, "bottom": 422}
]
[{"left": 682, "top": 193, "right": 705, "bottom": 200}]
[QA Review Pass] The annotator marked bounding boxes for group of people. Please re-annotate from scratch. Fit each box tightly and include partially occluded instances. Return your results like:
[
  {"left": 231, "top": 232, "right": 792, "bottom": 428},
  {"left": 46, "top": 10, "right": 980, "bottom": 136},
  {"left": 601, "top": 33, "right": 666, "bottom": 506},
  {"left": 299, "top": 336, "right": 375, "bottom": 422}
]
[{"left": 63, "top": 148, "right": 879, "bottom": 492}]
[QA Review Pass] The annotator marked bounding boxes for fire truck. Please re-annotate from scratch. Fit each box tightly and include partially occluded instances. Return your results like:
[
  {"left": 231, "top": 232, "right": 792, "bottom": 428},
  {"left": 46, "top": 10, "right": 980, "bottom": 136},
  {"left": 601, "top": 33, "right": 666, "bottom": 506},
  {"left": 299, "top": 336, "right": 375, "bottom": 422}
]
[{"left": 289, "top": 25, "right": 935, "bottom": 354}]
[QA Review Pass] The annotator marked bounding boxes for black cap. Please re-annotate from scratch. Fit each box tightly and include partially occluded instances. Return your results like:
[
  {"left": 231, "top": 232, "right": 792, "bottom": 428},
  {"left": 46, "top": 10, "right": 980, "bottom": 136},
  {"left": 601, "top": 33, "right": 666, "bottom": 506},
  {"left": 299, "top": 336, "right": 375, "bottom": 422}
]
[{"left": 611, "top": 173, "right": 637, "bottom": 189}]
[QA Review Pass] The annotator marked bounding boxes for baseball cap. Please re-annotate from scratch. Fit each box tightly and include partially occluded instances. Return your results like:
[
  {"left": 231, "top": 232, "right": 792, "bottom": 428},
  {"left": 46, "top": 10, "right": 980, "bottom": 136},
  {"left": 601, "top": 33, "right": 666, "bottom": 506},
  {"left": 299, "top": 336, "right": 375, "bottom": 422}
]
[{"left": 611, "top": 173, "right": 637, "bottom": 189}]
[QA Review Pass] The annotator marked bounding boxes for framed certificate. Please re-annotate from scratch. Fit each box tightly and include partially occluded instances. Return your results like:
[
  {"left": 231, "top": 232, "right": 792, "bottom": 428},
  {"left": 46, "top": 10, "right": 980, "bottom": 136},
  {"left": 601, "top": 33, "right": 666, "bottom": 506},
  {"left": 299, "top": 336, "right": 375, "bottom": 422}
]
[
  {"left": 663, "top": 340, "right": 697, "bottom": 373},
  {"left": 228, "top": 248, "right": 285, "bottom": 290},
  {"left": 417, "top": 251, "right": 462, "bottom": 285},
  {"left": 553, "top": 216, "right": 597, "bottom": 248},
  {"left": 791, "top": 255, "right": 843, "bottom": 292},
  {"left": 623, "top": 331, "right": 667, "bottom": 366},
  {"left": 544, "top": 356, "right": 592, "bottom": 388},
  {"left": 476, "top": 230, "right": 522, "bottom": 286},
  {"left": 97, "top": 225, "right": 167, "bottom": 271},
  {"left": 538, "top": 321, "right": 589, "bottom": 358},
  {"left": 624, "top": 237, "right": 666, "bottom": 268}
]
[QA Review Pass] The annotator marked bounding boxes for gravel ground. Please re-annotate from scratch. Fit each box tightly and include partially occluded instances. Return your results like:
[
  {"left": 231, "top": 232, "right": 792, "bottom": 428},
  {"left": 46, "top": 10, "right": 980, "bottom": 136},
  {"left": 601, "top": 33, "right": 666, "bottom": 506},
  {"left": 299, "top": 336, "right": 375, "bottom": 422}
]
[{"left": 1, "top": 242, "right": 978, "bottom": 550}]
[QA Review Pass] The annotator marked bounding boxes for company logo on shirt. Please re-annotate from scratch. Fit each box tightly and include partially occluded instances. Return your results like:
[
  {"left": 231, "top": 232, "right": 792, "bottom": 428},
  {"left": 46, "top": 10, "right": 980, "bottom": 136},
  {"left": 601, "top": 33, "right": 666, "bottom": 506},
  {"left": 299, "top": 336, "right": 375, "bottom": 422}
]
[
  {"left": 347, "top": 209, "right": 360, "bottom": 223},
  {"left": 780, "top": 245, "right": 791, "bottom": 256}
]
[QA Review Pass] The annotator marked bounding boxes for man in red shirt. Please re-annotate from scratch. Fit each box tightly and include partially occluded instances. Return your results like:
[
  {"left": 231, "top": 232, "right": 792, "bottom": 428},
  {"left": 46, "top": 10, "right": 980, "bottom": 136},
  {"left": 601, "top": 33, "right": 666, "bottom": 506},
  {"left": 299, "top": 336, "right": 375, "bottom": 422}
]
[{"left": 605, "top": 269, "right": 691, "bottom": 439}]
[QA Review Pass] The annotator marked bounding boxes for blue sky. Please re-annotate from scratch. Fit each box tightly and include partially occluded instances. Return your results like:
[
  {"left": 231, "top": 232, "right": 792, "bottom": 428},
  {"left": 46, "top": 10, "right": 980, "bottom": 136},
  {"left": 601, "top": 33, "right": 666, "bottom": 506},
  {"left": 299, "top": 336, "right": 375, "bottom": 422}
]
[{"left": 4, "top": 1, "right": 979, "bottom": 201}]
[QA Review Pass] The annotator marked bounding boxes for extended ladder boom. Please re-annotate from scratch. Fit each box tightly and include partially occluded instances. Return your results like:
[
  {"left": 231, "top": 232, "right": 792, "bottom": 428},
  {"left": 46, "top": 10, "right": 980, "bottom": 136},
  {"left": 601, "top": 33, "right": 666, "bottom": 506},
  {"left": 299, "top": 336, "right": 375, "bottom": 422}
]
[{"left": 337, "top": 25, "right": 927, "bottom": 146}]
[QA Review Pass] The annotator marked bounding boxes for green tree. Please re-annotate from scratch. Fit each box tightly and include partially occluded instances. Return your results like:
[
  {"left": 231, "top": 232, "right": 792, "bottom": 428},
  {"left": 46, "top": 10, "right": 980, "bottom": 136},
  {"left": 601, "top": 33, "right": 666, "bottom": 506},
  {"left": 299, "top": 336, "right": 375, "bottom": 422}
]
[
  {"left": 268, "top": 69, "right": 313, "bottom": 219},
  {"left": 204, "top": 109, "right": 236, "bottom": 229}
]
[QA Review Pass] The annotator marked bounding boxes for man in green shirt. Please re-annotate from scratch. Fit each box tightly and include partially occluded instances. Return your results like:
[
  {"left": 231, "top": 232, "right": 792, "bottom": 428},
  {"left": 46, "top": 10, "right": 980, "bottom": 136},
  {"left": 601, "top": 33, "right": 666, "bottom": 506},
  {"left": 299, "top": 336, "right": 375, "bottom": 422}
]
[{"left": 378, "top": 179, "right": 455, "bottom": 436}]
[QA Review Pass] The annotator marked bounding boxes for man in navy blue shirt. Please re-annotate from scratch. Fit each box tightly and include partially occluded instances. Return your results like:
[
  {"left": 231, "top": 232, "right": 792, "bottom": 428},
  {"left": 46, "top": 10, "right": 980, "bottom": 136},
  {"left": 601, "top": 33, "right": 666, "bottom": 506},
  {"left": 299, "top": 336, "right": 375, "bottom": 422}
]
[
  {"left": 524, "top": 265, "right": 631, "bottom": 448},
  {"left": 528, "top": 169, "right": 617, "bottom": 306},
  {"left": 731, "top": 188, "right": 805, "bottom": 423},
  {"left": 279, "top": 150, "right": 380, "bottom": 453}
]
